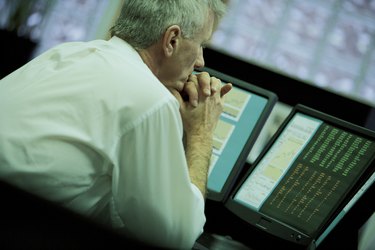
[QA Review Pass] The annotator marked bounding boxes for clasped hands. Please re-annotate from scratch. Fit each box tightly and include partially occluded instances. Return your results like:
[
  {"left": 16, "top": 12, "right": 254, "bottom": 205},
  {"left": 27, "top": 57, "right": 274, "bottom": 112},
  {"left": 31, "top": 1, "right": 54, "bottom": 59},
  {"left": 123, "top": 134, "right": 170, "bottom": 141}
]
[
  {"left": 170, "top": 72, "right": 232, "bottom": 135},
  {"left": 171, "top": 72, "right": 232, "bottom": 108},
  {"left": 182, "top": 72, "right": 232, "bottom": 108}
]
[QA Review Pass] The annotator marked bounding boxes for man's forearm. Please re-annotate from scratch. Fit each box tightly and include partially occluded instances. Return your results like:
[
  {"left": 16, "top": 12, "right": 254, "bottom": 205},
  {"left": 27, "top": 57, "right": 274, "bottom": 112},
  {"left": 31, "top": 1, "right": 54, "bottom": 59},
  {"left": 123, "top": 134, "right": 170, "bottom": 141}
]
[{"left": 184, "top": 134, "right": 213, "bottom": 198}]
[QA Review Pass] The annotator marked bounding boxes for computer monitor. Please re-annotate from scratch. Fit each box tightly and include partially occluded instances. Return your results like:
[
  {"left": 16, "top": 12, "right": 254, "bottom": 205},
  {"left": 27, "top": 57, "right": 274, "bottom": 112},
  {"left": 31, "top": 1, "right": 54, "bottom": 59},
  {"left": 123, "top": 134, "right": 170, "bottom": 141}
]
[
  {"left": 225, "top": 104, "right": 375, "bottom": 247},
  {"left": 196, "top": 67, "right": 277, "bottom": 201}
]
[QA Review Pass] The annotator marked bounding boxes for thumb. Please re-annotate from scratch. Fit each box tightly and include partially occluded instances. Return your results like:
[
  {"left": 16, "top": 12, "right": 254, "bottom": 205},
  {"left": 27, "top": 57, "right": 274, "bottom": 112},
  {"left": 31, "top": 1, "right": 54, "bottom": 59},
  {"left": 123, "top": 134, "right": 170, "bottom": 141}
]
[{"left": 220, "top": 83, "right": 233, "bottom": 97}]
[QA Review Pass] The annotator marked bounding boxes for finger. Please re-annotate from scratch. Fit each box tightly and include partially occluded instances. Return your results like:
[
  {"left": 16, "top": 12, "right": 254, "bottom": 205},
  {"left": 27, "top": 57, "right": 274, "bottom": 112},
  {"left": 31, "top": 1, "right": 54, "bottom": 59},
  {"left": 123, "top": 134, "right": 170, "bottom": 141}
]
[
  {"left": 210, "top": 77, "right": 221, "bottom": 95},
  {"left": 188, "top": 74, "right": 198, "bottom": 83},
  {"left": 196, "top": 72, "right": 211, "bottom": 96},
  {"left": 183, "top": 80, "right": 198, "bottom": 107},
  {"left": 220, "top": 83, "right": 233, "bottom": 97}
]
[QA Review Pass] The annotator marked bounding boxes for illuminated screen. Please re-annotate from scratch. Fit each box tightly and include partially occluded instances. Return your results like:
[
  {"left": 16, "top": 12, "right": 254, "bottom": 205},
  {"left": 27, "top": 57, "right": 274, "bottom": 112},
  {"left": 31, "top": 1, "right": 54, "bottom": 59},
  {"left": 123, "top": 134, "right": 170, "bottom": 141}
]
[
  {"left": 234, "top": 111, "right": 375, "bottom": 236},
  {"left": 208, "top": 85, "right": 267, "bottom": 193}
]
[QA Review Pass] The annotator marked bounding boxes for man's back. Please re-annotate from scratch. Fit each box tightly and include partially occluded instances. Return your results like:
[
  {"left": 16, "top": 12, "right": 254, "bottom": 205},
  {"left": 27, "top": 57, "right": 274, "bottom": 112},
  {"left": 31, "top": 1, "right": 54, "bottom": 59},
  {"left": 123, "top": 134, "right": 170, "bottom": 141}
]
[{"left": 0, "top": 38, "right": 167, "bottom": 213}]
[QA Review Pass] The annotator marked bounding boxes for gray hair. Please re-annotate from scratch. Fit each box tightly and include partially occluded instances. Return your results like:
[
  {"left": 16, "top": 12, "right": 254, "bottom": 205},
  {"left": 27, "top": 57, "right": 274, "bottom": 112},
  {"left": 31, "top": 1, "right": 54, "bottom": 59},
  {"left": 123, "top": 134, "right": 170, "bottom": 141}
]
[{"left": 110, "top": 0, "right": 226, "bottom": 50}]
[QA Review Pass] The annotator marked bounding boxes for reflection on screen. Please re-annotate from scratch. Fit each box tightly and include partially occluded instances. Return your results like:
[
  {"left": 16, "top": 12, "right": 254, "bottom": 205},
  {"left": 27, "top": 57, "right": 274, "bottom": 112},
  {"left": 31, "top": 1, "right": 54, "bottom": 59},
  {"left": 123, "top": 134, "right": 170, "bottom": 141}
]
[
  {"left": 207, "top": 84, "right": 268, "bottom": 195},
  {"left": 208, "top": 85, "right": 251, "bottom": 176},
  {"left": 211, "top": 87, "right": 250, "bottom": 157},
  {"left": 235, "top": 113, "right": 375, "bottom": 235},
  {"left": 222, "top": 86, "right": 251, "bottom": 121}
]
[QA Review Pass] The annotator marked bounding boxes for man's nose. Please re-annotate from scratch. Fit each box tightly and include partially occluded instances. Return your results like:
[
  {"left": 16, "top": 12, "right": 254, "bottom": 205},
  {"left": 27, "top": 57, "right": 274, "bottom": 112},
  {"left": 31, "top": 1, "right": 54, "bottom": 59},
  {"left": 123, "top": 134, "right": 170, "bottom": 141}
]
[{"left": 194, "top": 47, "right": 205, "bottom": 68}]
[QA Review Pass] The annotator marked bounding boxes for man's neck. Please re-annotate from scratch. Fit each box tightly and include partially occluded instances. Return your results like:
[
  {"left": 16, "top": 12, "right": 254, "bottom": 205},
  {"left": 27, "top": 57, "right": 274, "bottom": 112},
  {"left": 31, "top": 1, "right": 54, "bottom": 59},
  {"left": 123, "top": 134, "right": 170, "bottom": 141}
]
[{"left": 138, "top": 44, "right": 164, "bottom": 79}]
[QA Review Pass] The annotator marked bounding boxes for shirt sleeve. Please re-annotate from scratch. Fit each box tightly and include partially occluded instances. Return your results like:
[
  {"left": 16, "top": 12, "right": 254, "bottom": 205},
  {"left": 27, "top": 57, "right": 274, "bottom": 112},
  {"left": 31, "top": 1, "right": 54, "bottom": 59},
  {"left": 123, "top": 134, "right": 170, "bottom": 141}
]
[{"left": 110, "top": 98, "right": 206, "bottom": 249}]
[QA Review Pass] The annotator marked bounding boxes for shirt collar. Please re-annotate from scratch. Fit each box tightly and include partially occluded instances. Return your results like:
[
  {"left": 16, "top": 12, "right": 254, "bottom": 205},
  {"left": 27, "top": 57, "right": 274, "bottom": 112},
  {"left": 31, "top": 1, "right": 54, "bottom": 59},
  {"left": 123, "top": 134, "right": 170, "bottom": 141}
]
[{"left": 109, "top": 36, "right": 144, "bottom": 63}]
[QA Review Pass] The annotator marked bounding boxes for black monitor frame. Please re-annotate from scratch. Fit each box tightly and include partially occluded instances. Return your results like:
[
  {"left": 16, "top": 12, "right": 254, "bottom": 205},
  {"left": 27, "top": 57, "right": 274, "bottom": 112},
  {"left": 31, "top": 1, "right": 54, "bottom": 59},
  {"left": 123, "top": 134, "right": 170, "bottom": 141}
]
[{"left": 224, "top": 104, "right": 375, "bottom": 246}]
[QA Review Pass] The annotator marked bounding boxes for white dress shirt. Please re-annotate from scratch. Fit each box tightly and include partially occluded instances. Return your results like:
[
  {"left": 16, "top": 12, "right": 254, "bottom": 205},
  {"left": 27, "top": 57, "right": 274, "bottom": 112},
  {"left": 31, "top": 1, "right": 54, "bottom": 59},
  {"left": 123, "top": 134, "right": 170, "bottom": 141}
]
[{"left": 0, "top": 36, "right": 205, "bottom": 249}]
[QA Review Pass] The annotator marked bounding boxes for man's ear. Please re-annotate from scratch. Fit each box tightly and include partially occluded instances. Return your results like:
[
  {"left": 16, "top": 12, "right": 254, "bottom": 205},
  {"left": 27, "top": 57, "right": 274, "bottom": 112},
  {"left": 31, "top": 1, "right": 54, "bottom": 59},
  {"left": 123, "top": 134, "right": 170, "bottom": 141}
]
[{"left": 162, "top": 25, "right": 181, "bottom": 57}]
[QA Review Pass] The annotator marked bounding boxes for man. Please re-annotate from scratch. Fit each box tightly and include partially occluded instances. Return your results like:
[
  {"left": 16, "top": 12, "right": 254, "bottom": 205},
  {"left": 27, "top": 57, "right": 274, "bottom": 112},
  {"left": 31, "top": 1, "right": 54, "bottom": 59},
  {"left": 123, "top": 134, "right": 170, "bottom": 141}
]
[{"left": 0, "top": 0, "right": 231, "bottom": 248}]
